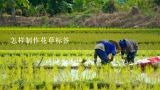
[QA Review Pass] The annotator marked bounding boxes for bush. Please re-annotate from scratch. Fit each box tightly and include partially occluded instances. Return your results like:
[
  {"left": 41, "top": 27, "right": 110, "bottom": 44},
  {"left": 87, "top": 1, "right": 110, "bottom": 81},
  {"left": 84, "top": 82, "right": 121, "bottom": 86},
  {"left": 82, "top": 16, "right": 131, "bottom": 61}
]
[
  {"left": 154, "top": 0, "right": 160, "bottom": 5},
  {"left": 47, "top": 0, "right": 73, "bottom": 15},
  {"left": 73, "top": 0, "right": 86, "bottom": 12},
  {"left": 16, "top": 9, "right": 22, "bottom": 16},
  {"left": 102, "top": 0, "right": 116, "bottom": 13},
  {"left": 136, "top": 0, "right": 153, "bottom": 10}
]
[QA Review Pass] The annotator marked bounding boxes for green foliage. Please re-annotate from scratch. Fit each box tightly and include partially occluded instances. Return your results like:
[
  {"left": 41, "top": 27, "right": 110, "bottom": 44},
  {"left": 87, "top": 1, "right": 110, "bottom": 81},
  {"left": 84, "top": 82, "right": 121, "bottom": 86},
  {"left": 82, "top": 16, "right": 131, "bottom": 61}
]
[
  {"left": 154, "top": 0, "right": 160, "bottom": 5},
  {"left": 16, "top": 0, "right": 30, "bottom": 9},
  {"left": 29, "top": 0, "right": 47, "bottom": 6},
  {"left": 47, "top": 0, "right": 73, "bottom": 15},
  {"left": 0, "top": 0, "right": 5, "bottom": 11},
  {"left": 73, "top": 0, "right": 103, "bottom": 12},
  {"left": 0, "top": 0, "right": 158, "bottom": 16},
  {"left": 115, "top": 0, "right": 153, "bottom": 12},
  {"left": 136, "top": 0, "right": 153, "bottom": 10},
  {"left": 102, "top": 0, "right": 116, "bottom": 13},
  {"left": 0, "top": 0, "right": 30, "bottom": 15},
  {"left": 73, "top": 0, "right": 86, "bottom": 11}
]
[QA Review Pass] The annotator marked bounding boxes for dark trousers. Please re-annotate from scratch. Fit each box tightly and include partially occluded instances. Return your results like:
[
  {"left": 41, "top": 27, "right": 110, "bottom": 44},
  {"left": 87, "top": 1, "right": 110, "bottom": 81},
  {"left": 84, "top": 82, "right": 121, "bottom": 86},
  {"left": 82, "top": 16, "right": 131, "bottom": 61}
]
[
  {"left": 95, "top": 49, "right": 109, "bottom": 64},
  {"left": 125, "top": 52, "right": 136, "bottom": 63}
]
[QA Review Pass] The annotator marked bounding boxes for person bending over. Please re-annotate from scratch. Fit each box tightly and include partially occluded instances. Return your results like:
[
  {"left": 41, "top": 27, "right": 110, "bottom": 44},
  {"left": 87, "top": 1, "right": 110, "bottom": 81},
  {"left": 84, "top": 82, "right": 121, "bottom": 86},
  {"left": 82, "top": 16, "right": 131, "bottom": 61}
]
[
  {"left": 94, "top": 40, "right": 120, "bottom": 64},
  {"left": 119, "top": 39, "right": 138, "bottom": 64}
]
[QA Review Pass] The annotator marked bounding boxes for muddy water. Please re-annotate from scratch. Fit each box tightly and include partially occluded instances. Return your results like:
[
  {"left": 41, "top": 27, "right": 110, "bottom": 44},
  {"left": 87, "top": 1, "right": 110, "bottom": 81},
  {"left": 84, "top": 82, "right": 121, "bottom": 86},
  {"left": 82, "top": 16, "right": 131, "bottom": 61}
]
[
  {"left": 1, "top": 58, "right": 160, "bottom": 84},
  {"left": 53, "top": 69, "right": 97, "bottom": 83}
]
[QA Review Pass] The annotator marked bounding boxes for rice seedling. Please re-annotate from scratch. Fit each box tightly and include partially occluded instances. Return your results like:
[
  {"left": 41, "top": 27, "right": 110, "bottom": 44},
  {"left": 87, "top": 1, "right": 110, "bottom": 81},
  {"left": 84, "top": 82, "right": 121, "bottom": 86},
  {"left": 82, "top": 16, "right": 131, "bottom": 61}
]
[{"left": 0, "top": 28, "right": 159, "bottom": 89}]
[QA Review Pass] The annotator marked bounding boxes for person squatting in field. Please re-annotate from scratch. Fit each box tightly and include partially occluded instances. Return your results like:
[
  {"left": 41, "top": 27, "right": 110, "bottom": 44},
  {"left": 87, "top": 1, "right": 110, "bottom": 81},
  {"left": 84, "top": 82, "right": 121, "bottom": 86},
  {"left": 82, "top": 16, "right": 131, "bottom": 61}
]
[
  {"left": 119, "top": 39, "right": 138, "bottom": 64},
  {"left": 94, "top": 40, "right": 120, "bottom": 64}
]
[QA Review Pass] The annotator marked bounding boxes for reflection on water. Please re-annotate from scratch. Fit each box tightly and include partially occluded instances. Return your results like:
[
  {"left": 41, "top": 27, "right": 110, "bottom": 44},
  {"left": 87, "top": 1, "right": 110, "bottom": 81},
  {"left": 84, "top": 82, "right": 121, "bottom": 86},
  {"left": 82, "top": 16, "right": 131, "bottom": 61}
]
[
  {"left": 53, "top": 69, "right": 97, "bottom": 83},
  {"left": 1, "top": 58, "right": 160, "bottom": 85}
]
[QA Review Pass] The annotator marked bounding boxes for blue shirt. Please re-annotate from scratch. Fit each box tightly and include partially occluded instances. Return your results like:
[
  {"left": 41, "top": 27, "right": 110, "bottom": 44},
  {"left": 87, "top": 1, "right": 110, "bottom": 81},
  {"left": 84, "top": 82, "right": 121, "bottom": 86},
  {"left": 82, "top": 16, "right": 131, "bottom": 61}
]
[{"left": 97, "top": 41, "right": 116, "bottom": 56}]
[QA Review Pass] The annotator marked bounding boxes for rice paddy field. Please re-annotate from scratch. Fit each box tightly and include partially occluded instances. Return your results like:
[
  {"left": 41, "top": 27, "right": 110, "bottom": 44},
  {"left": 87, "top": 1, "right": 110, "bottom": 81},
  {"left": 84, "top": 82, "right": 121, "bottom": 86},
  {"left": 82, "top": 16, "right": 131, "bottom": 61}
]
[{"left": 0, "top": 27, "right": 160, "bottom": 90}]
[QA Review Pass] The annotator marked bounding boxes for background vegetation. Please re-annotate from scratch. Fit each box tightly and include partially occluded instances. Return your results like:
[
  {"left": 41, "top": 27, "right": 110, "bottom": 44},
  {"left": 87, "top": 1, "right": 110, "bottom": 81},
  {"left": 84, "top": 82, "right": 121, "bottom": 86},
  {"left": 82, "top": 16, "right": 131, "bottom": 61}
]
[{"left": 0, "top": 0, "right": 160, "bottom": 16}]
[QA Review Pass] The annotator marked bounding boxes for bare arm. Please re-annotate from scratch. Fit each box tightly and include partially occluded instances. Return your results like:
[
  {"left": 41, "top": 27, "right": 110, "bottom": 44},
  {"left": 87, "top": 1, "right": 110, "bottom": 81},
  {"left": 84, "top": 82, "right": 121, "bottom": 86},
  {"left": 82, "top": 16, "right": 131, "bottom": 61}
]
[{"left": 109, "top": 55, "right": 114, "bottom": 62}]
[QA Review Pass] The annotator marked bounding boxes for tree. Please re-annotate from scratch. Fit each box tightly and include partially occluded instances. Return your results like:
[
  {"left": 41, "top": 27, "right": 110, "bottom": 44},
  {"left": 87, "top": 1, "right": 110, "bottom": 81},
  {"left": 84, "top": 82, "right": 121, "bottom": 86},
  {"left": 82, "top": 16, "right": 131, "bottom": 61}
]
[
  {"left": 0, "top": 0, "right": 5, "bottom": 17},
  {"left": 154, "top": 0, "right": 160, "bottom": 5},
  {"left": 0, "top": 0, "right": 30, "bottom": 16}
]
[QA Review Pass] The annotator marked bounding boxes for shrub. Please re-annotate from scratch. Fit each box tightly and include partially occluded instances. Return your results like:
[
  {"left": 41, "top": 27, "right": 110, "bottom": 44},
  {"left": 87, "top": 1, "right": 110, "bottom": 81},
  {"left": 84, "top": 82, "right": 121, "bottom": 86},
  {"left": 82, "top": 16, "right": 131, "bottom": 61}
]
[
  {"left": 102, "top": 0, "right": 116, "bottom": 13},
  {"left": 154, "top": 0, "right": 160, "bottom": 5},
  {"left": 47, "top": 0, "right": 73, "bottom": 15},
  {"left": 16, "top": 9, "right": 22, "bottom": 16},
  {"left": 73, "top": 0, "right": 86, "bottom": 12}
]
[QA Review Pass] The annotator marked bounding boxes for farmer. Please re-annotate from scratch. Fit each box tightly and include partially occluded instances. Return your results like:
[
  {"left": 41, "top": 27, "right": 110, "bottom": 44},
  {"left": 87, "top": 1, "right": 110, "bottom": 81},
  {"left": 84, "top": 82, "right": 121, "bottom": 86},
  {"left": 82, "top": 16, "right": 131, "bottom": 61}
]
[
  {"left": 119, "top": 39, "right": 138, "bottom": 63},
  {"left": 94, "top": 40, "right": 120, "bottom": 64}
]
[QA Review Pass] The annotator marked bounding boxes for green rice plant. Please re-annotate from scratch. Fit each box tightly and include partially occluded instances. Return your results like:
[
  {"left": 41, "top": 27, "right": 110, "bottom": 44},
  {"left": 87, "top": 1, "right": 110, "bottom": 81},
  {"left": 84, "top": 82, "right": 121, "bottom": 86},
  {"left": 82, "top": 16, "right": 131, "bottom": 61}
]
[
  {"left": 25, "top": 64, "right": 33, "bottom": 83},
  {"left": 83, "top": 85, "right": 90, "bottom": 90},
  {"left": 153, "top": 84, "right": 160, "bottom": 90},
  {"left": 93, "top": 81, "right": 98, "bottom": 90},
  {"left": 65, "top": 84, "right": 71, "bottom": 90},
  {"left": 109, "top": 82, "right": 116, "bottom": 90},
  {"left": 0, "top": 49, "right": 160, "bottom": 89},
  {"left": 23, "top": 84, "right": 30, "bottom": 90},
  {"left": 60, "top": 83, "right": 65, "bottom": 90},
  {"left": 46, "top": 83, "right": 53, "bottom": 90}
]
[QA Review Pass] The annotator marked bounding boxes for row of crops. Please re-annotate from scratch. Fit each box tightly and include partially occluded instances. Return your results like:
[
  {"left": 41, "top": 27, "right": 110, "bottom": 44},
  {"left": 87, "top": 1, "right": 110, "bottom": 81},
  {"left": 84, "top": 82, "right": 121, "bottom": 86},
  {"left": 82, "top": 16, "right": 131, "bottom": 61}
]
[
  {"left": 0, "top": 50, "right": 160, "bottom": 90},
  {"left": 0, "top": 50, "right": 160, "bottom": 57},
  {"left": 0, "top": 28, "right": 160, "bottom": 50},
  {"left": 0, "top": 28, "right": 160, "bottom": 89},
  {"left": 0, "top": 50, "right": 160, "bottom": 89}
]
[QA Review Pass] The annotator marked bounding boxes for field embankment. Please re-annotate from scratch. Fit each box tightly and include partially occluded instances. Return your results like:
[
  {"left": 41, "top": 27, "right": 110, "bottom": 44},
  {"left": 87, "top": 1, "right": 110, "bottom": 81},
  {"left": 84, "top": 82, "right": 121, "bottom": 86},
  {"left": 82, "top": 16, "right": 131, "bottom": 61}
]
[{"left": 0, "top": 12, "right": 160, "bottom": 27}]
